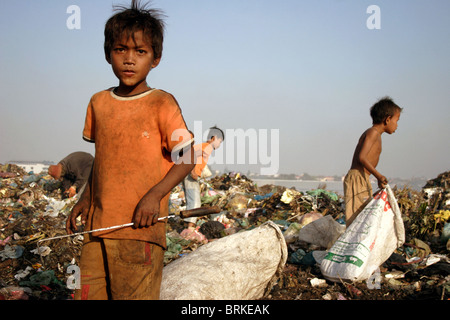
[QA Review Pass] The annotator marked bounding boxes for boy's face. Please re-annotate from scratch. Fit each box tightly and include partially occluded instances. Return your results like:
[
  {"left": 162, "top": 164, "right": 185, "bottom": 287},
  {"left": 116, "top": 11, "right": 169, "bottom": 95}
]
[
  {"left": 385, "top": 111, "right": 400, "bottom": 134},
  {"left": 107, "top": 30, "right": 160, "bottom": 96},
  {"left": 211, "top": 137, "right": 223, "bottom": 150}
]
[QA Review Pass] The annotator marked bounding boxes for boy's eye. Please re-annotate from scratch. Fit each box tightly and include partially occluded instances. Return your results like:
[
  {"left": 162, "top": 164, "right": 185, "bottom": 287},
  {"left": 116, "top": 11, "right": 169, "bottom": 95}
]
[
  {"left": 114, "top": 47, "right": 125, "bottom": 53},
  {"left": 137, "top": 49, "right": 146, "bottom": 54}
]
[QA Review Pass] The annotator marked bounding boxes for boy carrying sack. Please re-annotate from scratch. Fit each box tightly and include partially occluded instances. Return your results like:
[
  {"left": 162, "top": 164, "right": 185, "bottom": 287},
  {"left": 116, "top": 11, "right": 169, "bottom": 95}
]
[{"left": 343, "top": 96, "right": 402, "bottom": 226}]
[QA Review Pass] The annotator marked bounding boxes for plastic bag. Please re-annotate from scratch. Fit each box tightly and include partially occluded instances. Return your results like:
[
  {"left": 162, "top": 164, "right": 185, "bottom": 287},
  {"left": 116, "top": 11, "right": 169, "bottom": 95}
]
[
  {"left": 441, "top": 222, "right": 450, "bottom": 243},
  {"left": 0, "top": 245, "right": 24, "bottom": 260},
  {"left": 283, "top": 222, "right": 302, "bottom": 244},
  {"left": 320, "top": 185, "right": 405, "bottom": 282},
  {"left": 0, "top": 286, "right": 31, "bottom": 300},
  {"left": 299, "top": 211, "right": 323, "bottom": 227},
  {"left": 160, "top": 221, "right": 287, "bottom": 300},
  {"left": 297, "top": 215, "right": 346, "bottom": 249},
  {"left": 179, "top": 226, "right": 208, "bottom": 243},
  {"left": 200, "top": 165, "right": 212, "bottom": 178}
]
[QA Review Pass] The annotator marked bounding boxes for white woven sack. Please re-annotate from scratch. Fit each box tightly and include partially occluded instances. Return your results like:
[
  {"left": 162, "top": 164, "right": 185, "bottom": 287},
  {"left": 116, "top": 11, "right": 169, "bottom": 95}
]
[
  {"left": 160, "top": 221, "right": 287, "bottom": 300},
  {"left": 320, "top": 185, "right": 405, "bottom": 282}
]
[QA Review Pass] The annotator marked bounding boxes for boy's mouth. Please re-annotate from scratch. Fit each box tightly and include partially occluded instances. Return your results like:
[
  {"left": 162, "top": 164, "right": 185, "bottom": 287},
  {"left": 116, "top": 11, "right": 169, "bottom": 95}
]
[{"left": 123, "top": 70, "right": 136, "bottom": 76}]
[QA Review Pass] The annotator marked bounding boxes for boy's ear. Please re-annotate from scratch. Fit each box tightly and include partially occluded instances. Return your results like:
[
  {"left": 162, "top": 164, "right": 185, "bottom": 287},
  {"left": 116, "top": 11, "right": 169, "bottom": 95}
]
[
  {"left": 384, "top": 115, "right": 392, "bottom": 125},
  {"left": 105, "top": 52, "right": 112, "bottom": 64},
  {"left": 151, "top": 57, "right": 161, "bottom": 68}
]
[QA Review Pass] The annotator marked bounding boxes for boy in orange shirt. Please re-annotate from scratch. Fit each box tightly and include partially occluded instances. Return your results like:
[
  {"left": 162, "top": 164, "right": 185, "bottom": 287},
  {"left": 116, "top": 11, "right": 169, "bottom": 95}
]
[
  {"left": 183, "top": 126, "right": 224, "bottom": 228},
  {"left": 344, "top": 96, "right": 402, "bottom": 226},
  {"left": 66, "top": 1, "right": 195, "bottom": 299}
]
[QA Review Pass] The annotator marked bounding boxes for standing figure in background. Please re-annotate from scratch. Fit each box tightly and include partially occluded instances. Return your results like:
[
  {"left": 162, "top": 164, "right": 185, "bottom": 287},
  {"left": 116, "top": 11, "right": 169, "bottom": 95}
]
[{"left": 183, "top": 126, "right": 224, "bottom": 228}]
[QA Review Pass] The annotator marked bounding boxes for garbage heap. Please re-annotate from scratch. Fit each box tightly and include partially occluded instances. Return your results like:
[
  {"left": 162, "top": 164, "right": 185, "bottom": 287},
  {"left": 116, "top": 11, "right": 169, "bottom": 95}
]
[
  {"left": 0, "top": 164, "right": 80, "bottom": 300},
  {"left": 1, "top": 165, "right": 449, "bottom": 300},
  {"left": 166, "top": 172, "right": 449, "bottom": 300}
]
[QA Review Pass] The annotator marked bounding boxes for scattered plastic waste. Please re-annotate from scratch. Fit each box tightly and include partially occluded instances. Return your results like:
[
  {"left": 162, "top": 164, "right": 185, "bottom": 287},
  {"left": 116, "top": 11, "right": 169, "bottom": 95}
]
[
  {"left": 306, "top": 189, "right": 339, "bottom": 201},
  {"left": 179, "top": 226, "right": 208, "bottom": 243},
  {"left": 280, "top": 189, "right": 301, "bottom": 204},
  {"left": 298, "top": 215, "right": 346, "bottom": 249},
  {"left": 441, "top": 222, "right": 450, "bottom": 243},
  {"left": 283, "top": 222, "right": 302, "bottom": 244},
  {"left": 0, "top": 286, "right": 31, "bottom": 300},
  {"left": 310, "top": 277, "right": 327, "bottom": 288},
  {"left": 298, "top": 211, "right": 323, "bottom": 227},
  {"left": 0, "top": 245, "right": 24, "bottom": 260},
  {"left": 1, "top": 164, "right": 449, "bottom": 300},
  {"left": 30, "top": 246, "right": 52, "bottom": 256},
  {"left": 15, "top": 266, "right": 33, "bottom": 281}
]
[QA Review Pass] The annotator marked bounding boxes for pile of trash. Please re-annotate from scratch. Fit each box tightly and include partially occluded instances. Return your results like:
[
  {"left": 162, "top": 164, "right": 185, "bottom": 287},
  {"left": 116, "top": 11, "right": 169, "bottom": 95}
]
[
  {"left": 1, "top": 164, "right": 449, "bottom": 300},
  {"left": 0, "top": 164, "right": 79, "bottom": 300},
  {"left": 167, "top": 172, "right": 449, "bottom": 300}
]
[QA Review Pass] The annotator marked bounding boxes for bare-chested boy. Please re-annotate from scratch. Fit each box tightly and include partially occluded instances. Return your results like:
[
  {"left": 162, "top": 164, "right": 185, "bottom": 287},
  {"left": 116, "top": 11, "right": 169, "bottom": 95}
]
[{"left": 344, "top": 97, "right": 402, "bottom": 226}]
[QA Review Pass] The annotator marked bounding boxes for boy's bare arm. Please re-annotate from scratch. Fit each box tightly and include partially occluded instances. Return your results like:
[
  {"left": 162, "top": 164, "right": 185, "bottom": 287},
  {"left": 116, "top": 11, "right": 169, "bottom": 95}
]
[
  {"left": 132, "top": 144, "right": 195, "bottom": 228},
  {"left": 66, "top": 166, "right": 93, "bottom": 234},
  {"left": 358, "top": 129, "right": 387, "bottom": 188}
]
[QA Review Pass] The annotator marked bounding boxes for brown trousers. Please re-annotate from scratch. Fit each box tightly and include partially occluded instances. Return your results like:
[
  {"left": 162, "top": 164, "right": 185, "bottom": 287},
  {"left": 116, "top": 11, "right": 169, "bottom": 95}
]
[
  {"left": 343, "top": 169, "right": 373, "bottom": 227},
  {"left": 74, "top": 234, "right": 164, "bottom": 300}
]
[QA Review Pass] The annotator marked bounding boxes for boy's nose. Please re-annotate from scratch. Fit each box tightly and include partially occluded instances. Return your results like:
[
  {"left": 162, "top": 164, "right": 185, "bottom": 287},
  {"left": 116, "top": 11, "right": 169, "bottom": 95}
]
[{"left": 124, "top": 52, "right": 135, "bottom": 64}]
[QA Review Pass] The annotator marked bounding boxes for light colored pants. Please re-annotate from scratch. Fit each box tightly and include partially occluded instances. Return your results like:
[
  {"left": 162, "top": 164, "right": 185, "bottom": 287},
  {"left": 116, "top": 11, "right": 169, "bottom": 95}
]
[
  {"left": 343, "top": 169, "right": 373, "bottom": 226},
  {"left": 182, "top": 174, "right": 201, "bottom": 224}
]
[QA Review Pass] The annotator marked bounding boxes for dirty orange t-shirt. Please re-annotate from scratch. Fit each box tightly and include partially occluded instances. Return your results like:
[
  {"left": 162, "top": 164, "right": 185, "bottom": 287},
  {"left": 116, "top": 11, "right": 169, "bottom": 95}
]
[
  {"left": 82, "top": 88, "right": 192, "bottom": 248},
  {"left": 192, "top": 142, "right": 213, "bottom": 178}
]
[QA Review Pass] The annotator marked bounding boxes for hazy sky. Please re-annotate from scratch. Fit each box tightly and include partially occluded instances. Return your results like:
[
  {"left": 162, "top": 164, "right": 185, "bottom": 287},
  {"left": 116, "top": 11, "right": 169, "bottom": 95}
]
[{"left": 1, "top": 0, "right": 449, "bottom": 179}]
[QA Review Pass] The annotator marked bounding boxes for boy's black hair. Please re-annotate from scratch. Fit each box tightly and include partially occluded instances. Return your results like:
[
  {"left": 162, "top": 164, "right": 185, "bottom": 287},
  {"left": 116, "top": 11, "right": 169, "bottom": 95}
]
[
  {"left": 370, "top": 96, "right": 403, "bottom": 124},
  {"left": 104, "top": 0, "right": 166, "bottom": 61},
  {"left": 207, "top": 126, "right": 225, "bottom": 141}
]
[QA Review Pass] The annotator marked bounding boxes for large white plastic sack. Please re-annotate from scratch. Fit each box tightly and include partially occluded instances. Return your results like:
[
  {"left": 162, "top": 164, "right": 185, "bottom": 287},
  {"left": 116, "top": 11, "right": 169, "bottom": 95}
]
[
  {"left": 320, "top": 185, "right": 405, "bottom": 282},
  {"left": 160, "top": 221, "right": 287, "bottom": 300}
]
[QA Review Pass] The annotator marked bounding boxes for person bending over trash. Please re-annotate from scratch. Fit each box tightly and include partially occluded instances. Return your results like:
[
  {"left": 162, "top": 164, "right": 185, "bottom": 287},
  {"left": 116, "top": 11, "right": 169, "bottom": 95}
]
[
  {"left": 65, "top": 0, "right": 195, "bottom": 300},
  {"left": 48, "top": 151, "right": 94, "bottom": 199},
  {"left": 183, "top": 126, "right": 224, "bottom": 229},
  {"left": 343, "top": 96, "right": 402, "bottom": 226}
]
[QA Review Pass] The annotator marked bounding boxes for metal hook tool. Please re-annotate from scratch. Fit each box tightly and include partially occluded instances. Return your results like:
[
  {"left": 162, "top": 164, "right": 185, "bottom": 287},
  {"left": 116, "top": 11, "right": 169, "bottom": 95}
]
[{"left": 35, "top": 206, "right": 221, "bottom": 265}]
